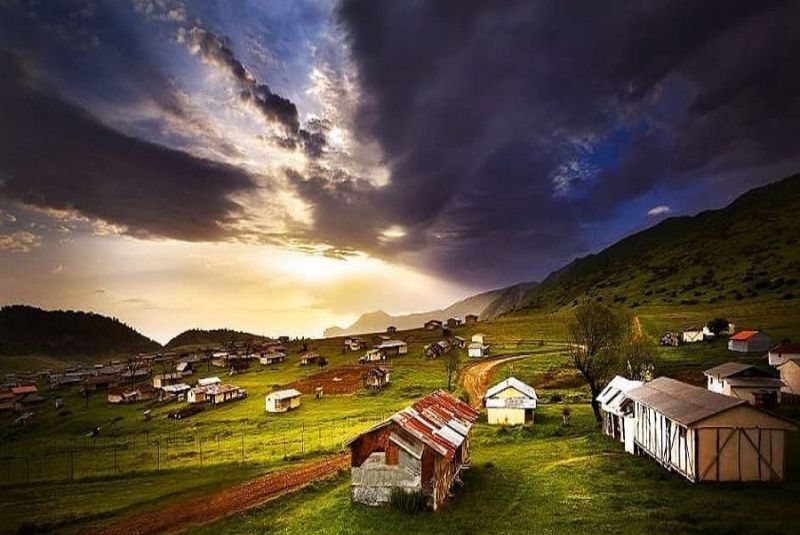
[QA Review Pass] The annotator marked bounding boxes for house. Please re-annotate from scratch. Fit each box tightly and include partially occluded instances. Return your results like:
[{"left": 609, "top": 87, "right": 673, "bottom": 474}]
[
  {"left": 484, "top": 377, "right": 537, "bottom": 426},
  {"left": 464, "top": 314, "right": 478, "bottom": 325},
  {"left": 468, "top": 334, "right": 489, "bottom": 358},
  {"left": 625, "top": 377, "right": 797, "bottom": 482},
  {"left": 347, "top": 390, "right": 480, "bottom": 510},
  {"left": 152, "top": 372, "right": 183, "bottom": 389},
  {"left": 175, "top": 361, "right": 193, "bottom": 376},
  {"left": 387, "top": 326, "right": 397, "bottom": 334},
  {"left": 360, "top": 348, "right": 385, "bottom": 363},
  {"left": 596, "top": 376, "right": 643, "bottom": 453},
  {"left": 364, "top": 367, "right": 391, "bottom": 389},
  {"left": 704, "top": 362, "right": 782, "bottom": 408},
  {"left": 10, "top": 385, "right": 38, "bottom": 397},
  {"left": 14, "top": 394, "right": 46, "bottom": 410},
  {"left": 160, "top": 383, "right": 191, "bottom": 400},
  {"left": 376, "top": 340, "right": 408, "bottom": 357},
  {"left": 197, "top": 376, "right": 221, "bottom": 387},
  {"left": 187, "top": 387, "right": 207, "bottom": 404},
  {"left": 452, "top": 336, "right": 467, "bottom": 349},
  {"left": 259, "top": 352, "right": 286, "bottom": 365},
  {"left": 85, "top": 374, "right": 115, "bottom": 391},
  {"left": 682, "top": 328, "right": 704, "bottom": 343},
  {"left": 446, "top": 317, "right": 462, "bottom": 328},
  {"left": 203, "top": 384, "right": 245, "bottom": 405},
  {"left": 768, "top": 341, "right": 800, "bottom": 367},
  {"left": 300, "top": 353, "right": 320, "bottom": 366},
  {"left": 777, "top": 359, "right": 800, "bottom": 396},
  {"left": 728, "top": 330, "right": 771, "bottom": 353},
  {"left": 107, "top": 385, "right": 156, "bottom": 405},
  {"left": 348, "top": 337, "right": 367, "bottom": 351},
  {"left": 424, "top": 320, "right": 443, "bottom": 330},
  {"left": 265, "top": 388, "right": 302, "bottom": 413}
]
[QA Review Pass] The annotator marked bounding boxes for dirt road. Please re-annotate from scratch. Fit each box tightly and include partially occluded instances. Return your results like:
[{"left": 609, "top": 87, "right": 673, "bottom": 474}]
[
  {"left": 91, "top": 453, "right": 350, "bottom": 535},
  {"left": 460, "top": 353, "right": 533, "bottom": 407}
]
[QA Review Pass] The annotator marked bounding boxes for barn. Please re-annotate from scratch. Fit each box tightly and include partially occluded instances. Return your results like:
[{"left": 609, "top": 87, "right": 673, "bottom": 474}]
[
  {"left": 347, "top": 390, "right": 479, "bottom": 511},
  {"left": 625, "top": 377, "right": 797, "bottom": 482},
  {"left": 596, "top": 375, "right": 643, "bottom": 454},
  {"left": 728, "top": 330, "right": 771, "bottom": 353},
  {"left": 484, "top": 377, "right": 537, "bottom": 426},
  {"left": 704, "top": 362, "right": 782, "bottom": 408}
]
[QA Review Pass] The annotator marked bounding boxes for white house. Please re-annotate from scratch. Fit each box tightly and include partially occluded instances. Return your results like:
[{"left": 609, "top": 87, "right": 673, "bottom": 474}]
[
  {"left": 468, "top": 333, "right": 489, "bottom": 358},
  {"left": 768, "top": 341, "right": 800, "bottom": 367},
  {"left": 265, "top": 388, "right": 302, "bottom": 413},
  {"left": 682, "top": 328, "right": 704, "bottom": 343},
  {"left": 596, "top": 375, "right": 643, "bottom": 454},
  {"left": 728, "top": 330, "right": 771, "bottom": 353},
  {"left": 259, "top": 353, "right": 286, "bottom": 366},
  {"left": 484, "top": 377, "right": 537, "bottom": 425},
  {"left": 704, "top": 362, "right": 782, "bottom": 407},
  {"left": 197, "top": 376, "right": 221, "bottom": 387}
]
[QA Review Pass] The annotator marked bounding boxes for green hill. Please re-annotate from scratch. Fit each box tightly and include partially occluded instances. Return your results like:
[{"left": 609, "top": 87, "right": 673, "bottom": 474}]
[
  {"left": 165, "top": 328, "right": 266, "bottom": 350},
  {"left": 515, "top": 173, "right": 800, "bottom": 312},
  {"left": 0, "top": 305, "right": 161, "bottom": 356}
]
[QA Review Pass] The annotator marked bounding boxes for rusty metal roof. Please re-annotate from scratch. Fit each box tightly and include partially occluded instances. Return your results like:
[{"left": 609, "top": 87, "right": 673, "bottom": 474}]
[
  {"left": 730, "top": 330, "right": 761, "bottom": 341},
  {"left": 627, "top": 377, "right": 745, "bottom": 426}
]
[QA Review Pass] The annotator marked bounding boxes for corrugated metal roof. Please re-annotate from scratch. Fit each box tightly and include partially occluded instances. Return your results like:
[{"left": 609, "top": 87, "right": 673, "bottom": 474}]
[
  {"left": 703, "top": 361, "right": 754, "bottom": 379},
  {"left": 485, "top": 377, "right": 538, "bottom": 401},
  {"left": 596, "top": 376, "right": 643, "bottom": 415},
  {"left": 730, "top": 330, "right": 761, "bottom": 341},
  {"left": 626, "top": 377, "right": 745, "bottom": 426},
  {"left": 197, "top": 376, "right": 221, "bottom": 386},
  {"left": 266, "top": 388, "right": 302, "bottom": 400}
]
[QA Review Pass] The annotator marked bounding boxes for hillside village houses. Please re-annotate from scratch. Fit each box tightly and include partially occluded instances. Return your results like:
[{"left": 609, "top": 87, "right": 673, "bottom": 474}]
[
  {"left": 300, "top": 352, "right": 320, "bottom": 366},
  {"left": 704, "top": 362, "right": 782, "bottom": 408},
  {"left": 265, "top": 388, "right": 302, "bottom": 413},
  {"left": 424, "top": 319, "right": 443, "bottom": 330},
  {"left": 152, "top": 372, "right": 183, "bottom": 389},
  {"left": 464, "top": 314, "right": 478, "bottom": 325},
  {"left": 484, "top": 377, "right": 537, "bottom": 425},
  {"left": 259, "top": 352, "right": 286, "bottom": 366},
  {"left": 386, "top": 325, "right": 397, "bottom": 334},
  {"left": 364, "top": 367, "right": 391, "bottom": 390},
  {"left": 768, "top": 341, "right": 800, "bottom": 367},
  {"left": 597, "top": 375, "right": 643, "bottom": 454},
  {"left": 348, "top": 390, "right": 479, "bottom": 510},
  {"left": 376, "top": 339, "right": 408, "bottom": 357},
  {"left": 468, "top": 333, "right": 489, "bottom": 358},
  {"left": 728, "top": 330, "right": 771, "bottom": 353},
  {"left": 446, "top": 317, "right": 462, "bottom": 328},
  {"left": 622, "top": 377, "right": 797, "bottom": 482}
]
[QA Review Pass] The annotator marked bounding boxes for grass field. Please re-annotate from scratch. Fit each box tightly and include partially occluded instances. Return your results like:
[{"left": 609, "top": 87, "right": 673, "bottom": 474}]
[{"left": 2, "top": 300, "right": 800, "bottom": 533}]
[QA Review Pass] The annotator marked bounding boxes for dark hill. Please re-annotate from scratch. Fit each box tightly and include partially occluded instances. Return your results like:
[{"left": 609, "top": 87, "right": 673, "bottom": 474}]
[{"left": 165, "top": 328, "right": 266, "bottom": 350}]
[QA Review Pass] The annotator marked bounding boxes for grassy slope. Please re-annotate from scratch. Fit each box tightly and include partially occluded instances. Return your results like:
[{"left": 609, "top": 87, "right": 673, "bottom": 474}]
[{"left": 164, "top": 329, "right": 267, "bottom": 351}]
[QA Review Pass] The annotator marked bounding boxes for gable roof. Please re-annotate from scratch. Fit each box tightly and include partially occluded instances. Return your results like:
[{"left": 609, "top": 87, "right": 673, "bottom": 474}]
[
  {"left": 266, "top": 388, "right": 301, "bottom": 400},
  {"left": 596, "top": 375, "right": 643, "bottom": 414},
  {"left": 703, "top": 361, "right": 754, "bottom": 379},
  {"left": 485, "top": 377, "right": 538, "bottom": 401},
  {"left": 730, "top": 330, "right": 762, "bottom": 341},
  {"left": 626, "top": 377, "right": 746, "bottom": 426}
]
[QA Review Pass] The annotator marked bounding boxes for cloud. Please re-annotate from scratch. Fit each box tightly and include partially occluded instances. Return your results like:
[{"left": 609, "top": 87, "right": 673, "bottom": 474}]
[
  {"left": 0, "top": 231, "right": 41, "bottom": 253},
  {"left": 647, "top": 205, "right": 672, "bottom": 217},
  {"left": 0, "top": 52, "right": 256, "bottom": 242}
]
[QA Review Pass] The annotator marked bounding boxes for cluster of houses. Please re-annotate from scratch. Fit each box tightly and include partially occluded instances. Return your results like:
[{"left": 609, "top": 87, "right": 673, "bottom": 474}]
[
  {"left": 661, "top": 321, "right": 736, "bottom": 346},
  {"left": 359, "top": 339, "right": 408, "bottom": 363}
]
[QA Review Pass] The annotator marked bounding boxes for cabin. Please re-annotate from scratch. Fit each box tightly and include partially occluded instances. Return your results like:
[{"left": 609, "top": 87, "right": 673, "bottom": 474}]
[
  {"left": 204, "top": 384, "right": 244, "bottom": 405},
  {"left": 778, "top": 359, "right": 800, "bottom": 397},
  {"left": 300, "top": 353, "right": 320, "bottom": 366},
  {"left": 596, "top": 376, "right": 643, "bottom": 453},
  {"left": 187, "top": 387, "right": 207, "bottom": 404},
  {"left": 386, "top": 326, "right": 397, "bottom": 334},
  {"left": 107, "top": 385, "right": 155, "bottom": 405},
  {"left": 85, "top": 375, "right": 115, "bottom": 391},
  {"left": 348, "top": 337, "right": 367, "bottom": 351},
  {"left": 159, "top": 383, "right": 191, "bottom": 400},
  {"left": 625, "top": 377, "right": 797, "bottom": 482},
  {"left": 364, "top": 367, "right": 391, "bottom": 389},
  {"left": 768, "top": 341, "right": 800, "bottom": 367},
  {"left": 468, "top": 335, "right": 489, "bottom": 358},
  {"left": 175, "top": 361, "right": 194, "bottom": 376},
  {"left": 728, "top": 330, "right": 771, "bottom": 353},
  {"left": 153, "top": 372, "right": 183, "bottom": 389},
  {"left": 704, "top": 362, "right": 782, "bottom": 408},
  {"left": 360, "top": 348, "right": 385, "bottom": 363},
  {"left": 446, "top": 317, "right": 462, "bottom": 328},
  {"left": 484, "top": 377, "right": 537, "bottom": 426},
  {"left": 464, "top": 314, "right": 478, "bottom": 325},
  {"left": 452, "top": 336, "right": 467, "bottom": 349},
  {"left": 265, "top": 388, "right": 302, "bottom": 413},
  {"left": 682, "top": 328, "right": 704, "bottom": 343},
  {"left": 424, "top": 320, "right": 443, "bottom": 330},
  {"left": 347, "top": 390, "right": 480, "bottom": 511},
  {"left": 376, "top": 340, "right": 408, "bottom": 357},
  {"left": 259, "top": 353, "right": 286, "bottom": 366}
]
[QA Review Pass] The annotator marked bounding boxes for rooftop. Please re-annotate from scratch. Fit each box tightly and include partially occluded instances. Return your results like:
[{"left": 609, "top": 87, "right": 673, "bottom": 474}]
[{"left": 626, "top": 377, "right": 745, "bottom": 426}]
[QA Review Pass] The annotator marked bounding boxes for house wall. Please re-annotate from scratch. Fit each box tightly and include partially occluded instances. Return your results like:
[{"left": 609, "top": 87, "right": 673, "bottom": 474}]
[
  {"left": 707, "top": 376, "right": 724, "bottom": 394},
  {"left": 487, "top": 407, "right": 525, "bottom": 425},
  {"left": 728, "top": 385, "right": 781, "bottom": 404},
  {"left": 696, "top": 427, "right": 785, "bottom": 481},
  {"left": 769, "top": 351, "right": 800, "bottom": 367},
  {"left": 633, "top": 403, "right": 697, "bottom": 481},
  {"left": 780, "top": 362, "right": 800, "bottom": 394}
]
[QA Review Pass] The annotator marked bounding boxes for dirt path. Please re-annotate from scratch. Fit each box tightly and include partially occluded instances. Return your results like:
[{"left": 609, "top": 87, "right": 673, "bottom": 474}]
[
  {"left": 91, "top": 453, "right": 350, "bottom": 535},
  {"left": 460, "top": 353, "right": 533, "bottom": 407}
]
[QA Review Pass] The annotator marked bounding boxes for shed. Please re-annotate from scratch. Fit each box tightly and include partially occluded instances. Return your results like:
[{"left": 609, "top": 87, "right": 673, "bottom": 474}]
[
  {"left": 375, "top": 340, "right": 408, "bottom": 357},
  {"left": 682, "top": 328, "right": 704, "bottom": 343},
  {"left": 596, "top": 375, "right": 643, "bottom": 453},
  {"left": 777, "top": 359, "right": 800, "bottom": 396},
  {"left": 153, "top": 372, "right": 182, "bottom": 389},
  {"left": 424, "top": 320, "right": 443, "bottom": 330},
  {"left": 464, "top": 314, "right": 478, "bottom": 325},
  {"left": 625, "top": 377, "right": 797, "bottom": 482},
  {"left": 484, "top": 377, "right": 537, "bottom": 426},
  {"left": 197, "top": 376, "right": 221, "bottom": 387},
  {"left": 300, "top": 353, "right": 320, "bottom": 366},
  {"left": 364, "top": 367, "right": 391, "bottom": 389},
  {"left": 704, "top": 362, "right": 782, "bottom": 408},
  {"left": 347, "top": 390, "right": 479, "bottom": 511},
  {"left": 768, "top": 341, "right": 800, "bottom": 367},
  {"left": 259, "top": 353, "right": 286, "bottom": 366},
  {"left": 265, "top": 388, "right": 302, "bottom": 413},
  {"left": 728, "top": 330, "right": 771, "bottom": 353},
  {"left": 468, "top": 340, "right": 489, "bottom": 358},
  {"left": 360, "top": 348, "right": 385, "bottom": 363}
]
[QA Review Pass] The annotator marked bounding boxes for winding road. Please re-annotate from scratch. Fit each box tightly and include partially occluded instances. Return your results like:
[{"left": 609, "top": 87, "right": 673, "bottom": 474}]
[{"left": 460, "top": 353, "right": 533, "bottom": 407}]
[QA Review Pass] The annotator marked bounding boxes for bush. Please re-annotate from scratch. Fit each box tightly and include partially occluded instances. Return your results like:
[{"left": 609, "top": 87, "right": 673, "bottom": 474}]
[{"left": 389, "top": 488, "right": 426, "bottom": 513}]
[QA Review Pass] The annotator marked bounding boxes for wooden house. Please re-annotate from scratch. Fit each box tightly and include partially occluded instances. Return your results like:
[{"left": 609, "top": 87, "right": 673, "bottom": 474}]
[
  {"left": 85, "top": 374, "right": 115, "bottom": 391},
  {"left": 153, "top": 372, "right": 183, "bottom": 389},
  {"left": 259, "top": 353, "right": 286, "bottom": 366},
  {"left": 364, "top": 367, "right": 391, "bottom": 389},
  {"left": 375, "top": 340, "right": 408, "bottom": 357},
  {"left": 265, "top": 388, "right": 302, "bottom": 413},
  {"left": 446, "top": 317, "right": 462, "bottom": 328},
  {"left": 704, "top": 362, "right": 782, "bottom": 408},
  {"left": 625, "top": 377, "right": 797, "bottom": 482},
  {"left": 360, "top": 348, "right": 385, "bottom": 363},
  {"left": 464, "top": 314, "right": 478, "bottom": 325},
  {"left": 424, "top": 320, "right": 443, "bottom": 330},
  {"left": 777, "top": 359, "right": 800, "bottom": 397},
  {"left": 468, "top": 334, "right": 489, "bottom": 358},
  {"left": 596, "top": 375, "right": 643, "bottom": 453},
  {"left": 728, "top": 330, "right": 771, "bottom": 353},
  {"left": 348, "top": 337, "right": 367, "bottom": 351},
  {"left": 768, "top": 341, "right": 800, "bottom": 367},
  {"left": 300, "top": 353, "right": 320, "bottom": 366},
  {"left": 347, "top": 390, "right": 480, "bottom": 510},
  {"left": 484, "top": 377, "right": 537, "bottom": 426},
  {"left": 387, "top": 326, "right": 397, "bottom": 334}
]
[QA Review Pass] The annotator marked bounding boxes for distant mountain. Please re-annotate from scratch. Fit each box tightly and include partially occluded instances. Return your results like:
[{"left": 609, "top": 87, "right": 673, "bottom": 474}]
[
  {"left": 514, "top": 172, "right": 800, "bottom": 312},
  {"left": 165, "top": 328, "right": 266, "bottom": 350},
  {"left": 0, "top": 305, "right": 161, "bottom": 357},
  {"left": 324, "top": 281, "right": 537, "bottom": 337}
]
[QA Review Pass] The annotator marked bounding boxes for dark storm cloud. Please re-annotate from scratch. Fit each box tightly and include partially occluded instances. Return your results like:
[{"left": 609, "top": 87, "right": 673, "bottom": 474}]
[
  {"left": 0, "top": 52, "right": 255, "bottom": 241},
  {"left": 327, "top": 0, "right": 800, "bottom": 284}
]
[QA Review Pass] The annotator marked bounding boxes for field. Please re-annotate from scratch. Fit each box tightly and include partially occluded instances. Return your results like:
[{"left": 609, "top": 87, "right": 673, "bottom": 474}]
[{"left": 2, "top": 300, "right": 800, "bottom": 533}]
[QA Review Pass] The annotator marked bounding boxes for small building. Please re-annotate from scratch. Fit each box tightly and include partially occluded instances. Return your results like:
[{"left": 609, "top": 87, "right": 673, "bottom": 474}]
[
  {"left": 175, "top": 361, "right": 194, "bottom": 376},
  {"left": 204, "top": 384, "right": 244, "bottom": 405},
  {"left": 777, "top": 359, "right": 800, "bottom": 396},
  {"left": 160, "top": 383, "right": 191, "bottom": 400},
  {"left": 386, "top": 326, "right": 397, "bottom": 334},
  {"left": 596, "top": 376, "right": 643, "bottom": 453},
  {"left": 260, "top": 353, "right": 286, "bottom": 365},
  {"left": 423, "top": 343, "right": 443, "bottom": 359},
  {"left": 347, "top": 390, "right": 480, "bottom": 511},
  {"left": 10, "top": 385, "right": 38, "bottom": 397},
  {"left": 468, "top": 335, "right": 489, "bottom": 358},
  {"left": 265, "top": 388, "right": 302, "bottom": 413},
  {"left": 704, "top": 362, "right": 782, "bottom": 408},
  {"left": 728, "top": 330, "right": 771, "bottom": 353},
  {"left": 376, "top": 340, "right": 408, "bottom": 357},
  {"left": 187, "top": 387, "right": 207, "bottom": 404},
  {"left": 360, "top": 348, "right": 385, "bottom": 363},
  {"left": 452, "top": 336, "right": 467, "bottom": 349},
  {"left": 682, "top": 328, "right": 704, "bottom": 343},
  {"left": 464, "top": 314, "right": 478, "bottom": 325},
  {"left": 424, "top": 320, "right": 443, "bottom": 330},
  {"left": 107, "top": 385, "right": 156, "bottom": 405},
  {"left": 197, "top": 376, "right": 221, "bottom": 387},
  {"left": 153, "top": 372, "right": 183, "bottom": 389},
  {"left": 625, "top": 377, "right": 797, "bottom": 482},
  {"left": 768, "top": 341, "right": 800, "bottom": 367},
  {"left": 348, "top": 337, "right": 367, "bottom": 351},
  {"left": 446, "top": 317, "right": 462, "bottom": 328},
  {"left": 364, "top": 367, "right": 391, "bottom": 389},
  {"left": 484, "top": 377, "right": 537, "bottom": 426},
  {"left": 85, "top": 375, "right": 115, "bottom": 391},
  {"left": 300, "top": 353, "right": 320, "bottom": 366}
]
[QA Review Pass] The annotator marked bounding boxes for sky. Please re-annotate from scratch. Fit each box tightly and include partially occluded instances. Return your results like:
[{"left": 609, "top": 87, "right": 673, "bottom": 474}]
[{"left": 0, "top": 0, "right": 799, "bottom": 343}]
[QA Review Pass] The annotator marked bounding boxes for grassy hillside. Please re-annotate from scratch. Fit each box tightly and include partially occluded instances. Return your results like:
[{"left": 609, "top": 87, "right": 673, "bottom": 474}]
[
  {"left": 517, "top": 173, "right": 800, "bottom": 312},
  {"left": 165, "top": 328, "right": 267, "bottom": 350},
  {"left": 0, "top": 305, "right": 160, "bottom": 357}
]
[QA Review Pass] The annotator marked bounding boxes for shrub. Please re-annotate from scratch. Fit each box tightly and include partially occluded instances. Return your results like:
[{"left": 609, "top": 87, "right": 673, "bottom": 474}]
[{"left": 389, "top": 488, "right": 426, "bottom": 513}]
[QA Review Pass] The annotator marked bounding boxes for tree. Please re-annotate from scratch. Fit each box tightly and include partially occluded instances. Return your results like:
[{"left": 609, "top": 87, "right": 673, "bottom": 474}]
[
  {"left": 443, "top": 349, "right": 462, "bottom": 391},
  {"left": 620, "top": 337, "right": 659, "bottom": 382},
  {"left": 706, "top": 317, "right": 730, "bottom": 335},
  {"left": 566, "top": 302, "right": 625, "bottom": 422}
]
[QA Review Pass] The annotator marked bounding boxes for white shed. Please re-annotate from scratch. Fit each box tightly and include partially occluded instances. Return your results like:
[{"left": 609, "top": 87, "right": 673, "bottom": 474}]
[
  {"left": 484, "top": 377, "right": 537, "bottom": 425},
  {"left": 266, "top": 388, "right": 302, "bottom": 413},
  {"left": 596, "top": 375, "right": 643, "bottom": 454},
  {"left": 682, "top": 328, "right": 704, "bottom": 343}
]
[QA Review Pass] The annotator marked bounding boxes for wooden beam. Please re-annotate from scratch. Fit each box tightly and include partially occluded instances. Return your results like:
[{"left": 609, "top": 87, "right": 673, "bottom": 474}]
[
  {"left": 740, "top": 428, "right": 781, "bottom": 480},
  {"left": 701, "top": 428, "right": 736, "bottom": 481}
]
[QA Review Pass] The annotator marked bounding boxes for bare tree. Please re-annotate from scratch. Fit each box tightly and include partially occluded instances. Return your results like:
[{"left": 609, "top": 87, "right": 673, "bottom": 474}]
[
  {"left": 567, "top": 302, "right": 625, "bottom": 422},
  {"left": 620, "top": 336, "right": 659, "bottom": 382},
  {"left": 443, "top": 349, "right": 462, "bottom": 392}
]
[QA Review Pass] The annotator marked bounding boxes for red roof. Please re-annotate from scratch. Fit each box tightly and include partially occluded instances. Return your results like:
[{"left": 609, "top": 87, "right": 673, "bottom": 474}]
[
  {"left": 730, "top": 330, "right": 760, "bottom": 341},
  {"left": 10, "top": 385, "right": 38, "bottom": 395}
]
